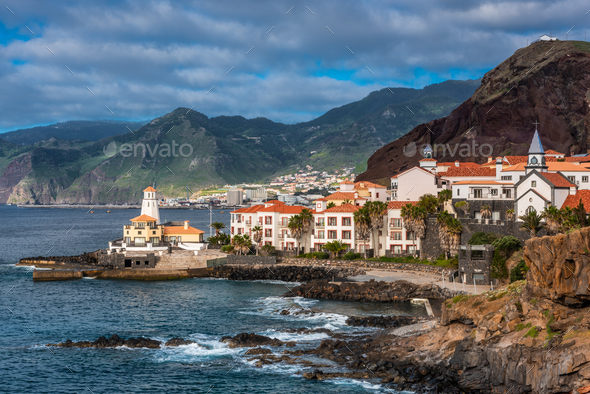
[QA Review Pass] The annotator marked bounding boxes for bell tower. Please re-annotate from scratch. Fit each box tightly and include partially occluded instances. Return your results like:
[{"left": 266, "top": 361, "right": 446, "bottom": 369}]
[
  {"left": 525, "top": 123, "right": 547, "bottom": 174},
  {"left": 141, "top": 185, "right": 160, "bottom": 223}
]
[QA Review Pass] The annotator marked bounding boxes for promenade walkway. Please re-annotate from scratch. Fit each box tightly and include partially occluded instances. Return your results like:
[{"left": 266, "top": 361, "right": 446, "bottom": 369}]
[{"left": 350, "top": 269, "right": 494, "bottom": 295}]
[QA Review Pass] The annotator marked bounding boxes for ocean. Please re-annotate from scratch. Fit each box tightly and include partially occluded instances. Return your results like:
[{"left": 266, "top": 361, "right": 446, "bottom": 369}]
[{"left": 0, "top": 205, "right": 421, "bottom": 393}]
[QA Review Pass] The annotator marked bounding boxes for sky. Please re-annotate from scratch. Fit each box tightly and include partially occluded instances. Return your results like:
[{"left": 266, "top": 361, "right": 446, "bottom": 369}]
[{"left": 0, "top": 0, "right": 589, "bottom": 132}]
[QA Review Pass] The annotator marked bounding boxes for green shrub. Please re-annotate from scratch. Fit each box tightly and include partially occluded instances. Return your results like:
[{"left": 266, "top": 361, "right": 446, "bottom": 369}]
[
  {"left": 468, "top": 232, "right": 499, "bottom": 245},
  {"left": 312, "top": 251, "right": 330, "bottom": 260},
  {"left": 490, "top": 250, "right": 509, "bottom": 279},
  {"left": 492, "top": 236, "right": 521, "bottom": 258},
  {"left": 515, "top": 322, "right": 531, "bottom": 332},
  {"left": 524, "top": 327, "right": 539, "bottom": 338},
  {"left": 260, "top": 244, "right": 276, "bottom": 256},
  {"left": 221, "top": 245, "right": 234, "bottom": 253},
  {"left": 510, "top": 260, "right": 529, "bottom": 282},
  {"left": 342, "top": 251, "right": 362, "bottom": 260}
]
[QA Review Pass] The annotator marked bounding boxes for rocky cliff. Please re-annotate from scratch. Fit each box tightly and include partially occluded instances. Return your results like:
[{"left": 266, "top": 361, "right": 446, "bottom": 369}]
[{"left": 357, "top": 40, "right": 590, "bottom": 182}]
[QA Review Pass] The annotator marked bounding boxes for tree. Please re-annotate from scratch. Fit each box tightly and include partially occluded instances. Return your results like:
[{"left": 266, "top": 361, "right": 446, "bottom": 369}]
[
  {"left": 299, "top": 208, "right": 314, "bottom": 253},
  {"left": 506, "top": 209, "right": 515, "bottom": 221},
  {"left": 353, "top": 206, "right": 372, "bottom": 254},
  {"left": 455, "top": 201, "right": 470, "bottom": 216},
  {"left": 209, "top": 221, "right": 227, "bottom": 236},
  {"left": 542, "top": 206, "right": 561, "bottom": 235},
  {"left": 324, "top": 240, "right": 347, "bottom": 259},
  {"left": 510, "top": 260, "right": 529, "bottom": 282},
  {"left": 343, "top": 199, "right": 353, "bottom": 205},
  {"left": 438, "top": 189, "right": 452, "bottom": 210},
  {"left": 231, "top": 234, "right": 252, "bottom": 255},
  {"left": 575, "top": 200, "right": 588, "bottom": 228},
  {"left": 436, "top": 211, "right": 452, "bottom": 259},
  {"left": 519, "top": 210, "right": 544, "bottom": 237},
  {"left": 418, "top": 194, "right": 439, "bottom": 214},
  {"left": 445, "top": 217, "right": 463, "bottom": 255},
  {"left": 480, "top": 205, "right": 492, "bottom": 220},
  {"left": 401, "top": 203, "right": 416, "bottom": 254},
  {"left": 491, "top": 236, "right": 521, "bottom": 259},
  {"left": 208, "top": 233, "right": 230, "bottom": 245},
  {"left": 401, "top": 203, "right": 426, "bottom": 257},
  {"left": 251, "top": 225, "right": 263, "bottom": 255},
  {"left": 365, "top": 201, "right": 388, "bottom": 253},
  {"left": 326, "top": 202, "right": 336, "bottom": 209},
  {"left": 288, "top": 214, "right": 304, "bottom": 252},
  {"left": 468, "top": 232, "right": 499, "bottom": 245}
]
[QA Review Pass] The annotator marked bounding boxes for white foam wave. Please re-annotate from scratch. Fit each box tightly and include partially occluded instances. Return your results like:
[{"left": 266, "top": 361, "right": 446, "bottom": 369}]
[
  {"left": 261, "top": 330, "right": 330, "bottom": 343},
  {"left": 155, "top": 333, "right": 241, "bottom": 363}
]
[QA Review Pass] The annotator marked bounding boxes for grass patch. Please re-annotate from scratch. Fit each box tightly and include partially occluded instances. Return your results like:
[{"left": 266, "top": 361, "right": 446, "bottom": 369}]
[
  {"left": 576, "top": 316, "right": 583, "bottom": 323},
  {"left": 369, "top": 255, "right": 458, "bottom": 269},
  {"left": 488, "top": 291, "right": 507, "bottom": 301},
  {"left": 524, "top": 327, "right": 539, "bottom": 338},
  {"left": 530, "top": 298, "right": 538, "bottom": 306},
  {"left": 452, "top": 294, "right": 472, "bottom": 304},
  {"left": 515, "top": 323, "right": 532, "bottom": 332},
  {"left": 573, "top": 41, "right": 590, "bottom": 53},
  {"left": 472, "top": 300, "right": 483, "bottom": 308}
]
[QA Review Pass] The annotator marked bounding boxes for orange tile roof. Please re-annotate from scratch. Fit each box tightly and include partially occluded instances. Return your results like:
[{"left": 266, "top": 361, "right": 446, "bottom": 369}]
[
  {"left": 545, "top": 149, "right": 564, "bottom": 155},
  {"left": 230, "top": 205, "right": 266, "bottom": 214},
  {"left": 453, "top": 180, "right": 512, "bottom": 185},
  {"left": 163, "top": 226, "right": 205, "bottom": 235},
  {"left": 322, "top": 203, "right": 360, "bottom": 213},
  {"left": 340, "top": 180, "right": 354, "bottom": 184},
  {"left": 437, "top": 162, "right": 480, "bottom": 167},
  {"left": 561, "top": 190, "right": 590, "bottom": 212},
  {"left": 419, "top": 158, "right": 437, "bottom": 162},
  {"left": 354, "top": 181, "right": 387, "bottom": 189},
  {"left": 130, "top": 214, "right": 157, "bottom": 222},
  {"left": 258, "top": 205, "right": 313, "bottom": 214},
  {"left": 325, "top": 191, "right": 360, "bottom": 200},
  {"left": 391, "top": 166, "right": 441, "bottom": 179},
  {"left": 315, "top": 198, "right": 327, "bottom": 201},
  {"left": 503, "top": 162, "right": 588, "bottom": 172},
  {"left": 387, "top": 201, "right": 418, "bottom": 210},
  {"left": 564, "top": 156, "right": 590, "bottom": 163},
  {"left": 538, "top": 173, "right": 576, "bottom": 188},
  {"left": 143, "top": 186, "right": 157, "bottom": 192},
  {"left": 437, "top": 167, "right": 496, "bottom": 177}
]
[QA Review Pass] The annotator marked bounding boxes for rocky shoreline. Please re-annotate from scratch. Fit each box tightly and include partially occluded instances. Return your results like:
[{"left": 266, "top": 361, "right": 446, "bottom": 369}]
[{"left": 209, "top": 264, "right": 365, "bottom": 282}]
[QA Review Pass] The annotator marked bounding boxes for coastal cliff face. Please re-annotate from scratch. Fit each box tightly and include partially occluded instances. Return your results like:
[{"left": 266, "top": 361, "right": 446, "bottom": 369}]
[
  {"left": 357, "top": 41, "right": 590, "bottom": 182},
  {"left": 524, "top": 227, "right": 590, "bottom": 306}
]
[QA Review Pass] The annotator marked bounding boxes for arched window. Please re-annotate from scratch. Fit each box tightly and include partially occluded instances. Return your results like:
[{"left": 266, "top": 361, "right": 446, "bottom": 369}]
[{"left": 526, "top": 206, "right": 536, "bottom": 214}]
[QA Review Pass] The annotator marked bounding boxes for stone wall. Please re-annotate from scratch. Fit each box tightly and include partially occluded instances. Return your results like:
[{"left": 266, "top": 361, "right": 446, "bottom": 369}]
[
  {"left": 210, "top": 264, "right": 364, "bottom": 282},
  {"left": 457, "top": 245, "right": 494, "bottom": 285},
  {"left": 97, "top": 252, "right": 158, "bottom": 269},
  {"left": 275, "top": 257, "right": 449, "bottom": 275},
  {"left": 227, "top": 255, "right": 277, "bottom": 265}
]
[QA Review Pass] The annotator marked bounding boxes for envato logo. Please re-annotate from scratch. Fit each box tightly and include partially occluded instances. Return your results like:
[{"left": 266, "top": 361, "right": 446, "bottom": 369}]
[
  {"left": 103, "top": 141, "right": 194, "bottom": 158},
  {"left": 403, "top": 141, "right": 493, "bottom": 158}
]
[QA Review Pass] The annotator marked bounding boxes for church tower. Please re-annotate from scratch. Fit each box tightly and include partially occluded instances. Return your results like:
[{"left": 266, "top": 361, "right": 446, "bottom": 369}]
[
  {"left": 141, "top": 186, "right": 160, "bottom": 224},
  {"left": 525, "top": 127, "right": 547, "bottom": 174}
]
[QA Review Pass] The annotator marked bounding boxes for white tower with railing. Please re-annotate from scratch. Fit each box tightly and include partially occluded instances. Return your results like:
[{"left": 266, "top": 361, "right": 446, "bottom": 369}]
[{"left": 141, "top": 186, "right": 160, "bottom": 224}]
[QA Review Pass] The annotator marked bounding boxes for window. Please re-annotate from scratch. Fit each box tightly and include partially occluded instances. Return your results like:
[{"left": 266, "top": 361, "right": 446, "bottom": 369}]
[
  {"left": 135, "top": 237, "right": 145, "bottom": 246},
  {"left": 457, "top": 189, "right": 460, "bottom": 196},
  {"left": 391, "top": 232, "right": 402, "bottom": 240},
  {"left": 390, "top": 218, "right": 402, "bottom": 228},
  {"left": 407, "top": 245, "right": 416, "bottom": 253},
  {"left": 150, "top": 237, "right": 159, "bottom": 245},
  {"left": 316, "top": 218, "right": 325, "bottom": 226},
  {"left": 265, "top": 216, "right": 272, "bottom": 225},
  {"left": 473, "top": 189, "right": 482, "bottom": 198},
  {"left": 490, "top": 189, "right": 498, "bottom": 196},
  {"left": 492, "top": 211, "right": 500, "bottom": 221},
  {"left": 342, "top": 217, "right": 351, "bottom": 226},
  {"left": 503, "top": 189, "right": 512, "bottom": 198},
  {"left": 531, "top": 181, "right": 536, "bottom": 187},
  {"left": 407, "top": 232, "right": 416, "bottom": 240},
  {"left": 342, "top": 230, "right": 351, "bottom": 239},
  {"left": 137, "top": 231, "right": 142, "bottom": 235},
  {"left": 265, "top": 229, "right": 272, "bottom": 237},
  {"left": 376, "top": 192, "right": 380, "bottom": 198},
  {"left": 281, "top": 218, "right": 288, "bottom": 226},
  {"left": 125, "top": 259, "right": 132, "bottom": 267},
  {"left": 378, "top": 230, "right": 382, "bottom": 236},
  {"left": 520, "top": 176, "right": 525, "bottom": 180},
  {"left": 126, "top": 231, "right": 129, "bottom": 235},
  {"left": 568, "top": 176, "right": 575, "bottom": 183},
  {"left": 328, "top": 230, "right": 337, "bottom": 239},
  {"left": 501, "top": 176, "right": 512, "bottom": 181},
  {"left": 583, "top": 176, "right": 589, "bottom": 183},
  {"left": 145, "top": 261, "right": 149, "bottom": 265},
  {"left": 282, "top": 230, "right": 288, "bottom": 238},
  {"left": 317, "top": 230, "right": 325, "bottom": 239},
  {"left": 526, "top": 206, "right": 536, "bottom": 214},
  {"left": 136, "top": 261, "right": 140, "bottom": 265},
  {"left": 238, "top": 228, "right": 243, "bottom": 234},
  {"left": 328, "top": 217, "right": 337, "bottom": 226},
  {"left": 473, "top": 274, "right": 485, "bottom": 281},
  {"left": 391, "top": 245, "right": 402, "bottom": 254}
]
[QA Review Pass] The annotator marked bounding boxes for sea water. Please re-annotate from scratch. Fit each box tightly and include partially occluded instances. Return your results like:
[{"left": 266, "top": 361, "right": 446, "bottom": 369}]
[{"left": 0, "top": 205, "right": 420, "bottom": 393}]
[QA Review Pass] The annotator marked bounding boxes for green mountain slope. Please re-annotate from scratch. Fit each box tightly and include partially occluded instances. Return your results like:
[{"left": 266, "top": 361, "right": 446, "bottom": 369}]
[
  {"left": 0, "top": 79, "right": 479, "bottom": 204},
  {"left": 1, "top": 120, "right": 147, "bottom": 145}
]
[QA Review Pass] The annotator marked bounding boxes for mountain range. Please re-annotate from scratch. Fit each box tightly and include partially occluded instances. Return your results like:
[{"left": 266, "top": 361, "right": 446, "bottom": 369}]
[{"left": 0, "top": 79, "right": 479, "bottom": 204}]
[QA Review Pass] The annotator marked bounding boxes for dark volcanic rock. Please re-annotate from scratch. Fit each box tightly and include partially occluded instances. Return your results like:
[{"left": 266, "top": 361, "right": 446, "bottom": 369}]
[
  {"left": 346, "top": 315, "right": 430, "bottom": 328},
  {"left": 245, "top": 347, "right": 273, "bottom": 355},
  {"left": 50, "top": 334, "right": 161, "bottom": 349},
  {"left": 210, "top": 265, "right": 364, "bottom": 282},
  {"left": 220, "top": 333, "right": 284, "bottom": 348},
  {"left": 284, "top": 279, "right": 463, "bottom": 301},
  {"left": 357, "top": 41, "right": 590, "bottom": 183},
  {"left": 165, "top": 337, "right": 197, "bottom": 347}
]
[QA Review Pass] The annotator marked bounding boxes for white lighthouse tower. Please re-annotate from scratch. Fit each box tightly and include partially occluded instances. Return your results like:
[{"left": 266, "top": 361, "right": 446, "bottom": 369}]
[{"left": 141, "top": 186, "right": 160, "bottom": 224}]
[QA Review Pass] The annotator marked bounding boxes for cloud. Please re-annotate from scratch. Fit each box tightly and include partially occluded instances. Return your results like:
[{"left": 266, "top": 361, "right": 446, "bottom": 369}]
[{"left": 0, "top": 0, "right": 588, "bottom": 131}]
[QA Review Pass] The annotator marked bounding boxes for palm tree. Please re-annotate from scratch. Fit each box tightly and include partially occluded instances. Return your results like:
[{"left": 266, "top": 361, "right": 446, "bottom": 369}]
[
  {"left": 288, "top": 214, "right": 304, "bottom": 252},
  {"left": 411, "top": 206, "right": 428, "bottom": 257},
  {"left": 327, "top": 202, "right": 336, "bottom": 209},
  {"left": 446, "top": 218, "right": 463, "bottom": 256},
  {"left": 251, "top": 225, "right": 263, "bottom": 255},
  {"left": 366, "top": 201, "right": 388, "bottom": 254},
  {"left": 575, "top": 200, "right": 588, "bottom": 228},
  {"left": 418, "top": 194, "right": 439, "bottom": 214},
  {"left": 343, "top": 199, "right": 353, "bottom": 205},
  {"left": 519, "top": 210, "right": 544, "bottom": 237},
  {"left": 506, "top": 209, "right": 515, "bottom": 221},
  {"left": 299, "top": 208, "right": 314, "bottom": 253},
  {"left": 353, "top": 206, "right": 371, "bottom": 254},
  {"left": 454, "top": 201, "right": 470, "bottom": 216},
  {"left": 480, "top": 205, "right": 492, "bottom": 220},
  {"left": 438, "top": 189, "right": 452, "bottom": 210},
  {"left": 401, "top": 203, "right": 421, "bottom": 257},
  {"left": 436, "top": 211, "right": 452, "bottom": 259},
  {"left": 210, "top": 221, "right": 227, "bottom": 236},
  {"left": 543, "top": 206, "right": 561, "bottom": 235},
  {"left": 324, "top": 240, "right": 347, "bottom": 259}
]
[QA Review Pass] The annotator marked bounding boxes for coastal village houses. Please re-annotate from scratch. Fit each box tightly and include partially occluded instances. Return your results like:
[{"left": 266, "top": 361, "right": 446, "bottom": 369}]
[
  {"left": 231, "top": 126, "right": 590, "bottom": 258},
  {"left": 109, "top": 186, "right": 206, "bottom": 253}
]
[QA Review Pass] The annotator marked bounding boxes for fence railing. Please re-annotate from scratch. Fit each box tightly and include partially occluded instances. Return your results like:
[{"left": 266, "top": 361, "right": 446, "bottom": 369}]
[{"left": 207, "top": 257, "right": 228, "bottom": 268}]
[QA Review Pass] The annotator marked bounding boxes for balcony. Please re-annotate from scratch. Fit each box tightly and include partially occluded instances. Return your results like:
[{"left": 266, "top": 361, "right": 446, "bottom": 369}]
[
  {"left": 245, "top": 220, "right": 252, "bottom": 225},
  {"left": 467, "top": 192, "right": 513, "bottom": 200},
  {"left": 315, "top": 223, "right": 325, "bottom": 228},
  {"left": 389, "top": 224, "right": 402, "bottom": 229}
]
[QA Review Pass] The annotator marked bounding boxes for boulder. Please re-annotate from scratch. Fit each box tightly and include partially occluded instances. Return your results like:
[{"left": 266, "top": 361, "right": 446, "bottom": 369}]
[
  {"left": 220, "top": 333, "right": 284, "bottom": 348},
  {"left": 165, "top": 338, "right": 197, "bottom": 347}
]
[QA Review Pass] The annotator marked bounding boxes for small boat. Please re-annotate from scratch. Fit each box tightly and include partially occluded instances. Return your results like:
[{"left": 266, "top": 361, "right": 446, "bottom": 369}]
[
  {"left": 90, "top": 211, "right": 94, "bottom": 214},
  {"left": 107, "top": 210, "right": 111, "bottom": 213},
  {"left": 220, "top": 211, "right": 224, "bottom": 214}
]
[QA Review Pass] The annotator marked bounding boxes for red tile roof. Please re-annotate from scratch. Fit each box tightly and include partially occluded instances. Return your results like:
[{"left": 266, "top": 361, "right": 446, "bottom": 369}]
[
  {"left": 437, "top": 167, "right": 496, "bottom": 177},
  {"left": 143, "top": 186, "right": 157, "bottom": 192},
  {"left": 436, "top": 162, "right": 480, "bottom": 167},
  {"left": 538, "top": 172, "right": 576, "bottom": 188},
  {"left": 419, "top": 158, "right": 437, "bottom": 162},
  {"left": 340, "top": 180, "right": 354, "bottom": 184},
  {"left": 564, "top": 156, "right": 590, "bottom": 163},
  {"left": 391, "top": 166, "right": 440, "bottom": 179},
  {"left": 387, "top": 201, "right": 418, "bottom": 210},
  {"left": 130, "top": 214, "right": 157, "bottom": 222},
  {"left": 354, "top": 181, "right": 387, "bottom": 189},
  {"left": 545, "top": 149, "right": 564, "bottom": 155},
  {"left": 322, "top": 203, "right": 360, "bottom": 213},
  {"left": 230, "top": 205, "right": 266, "bottom": 214},
  {"left": 561, "top": 190, "right": 590, "bottom": 212},
  {"left": 259, "top": 205, "right": 313, "bottom": 214},
  {"left": 325, "top": 191, "right": 361, "bottom": 200}
]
